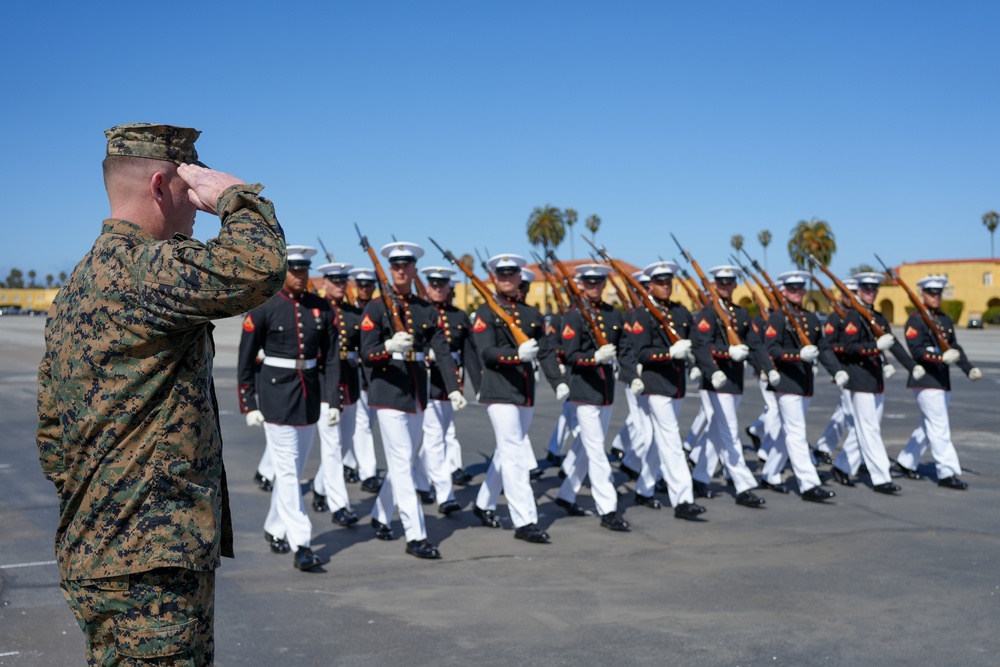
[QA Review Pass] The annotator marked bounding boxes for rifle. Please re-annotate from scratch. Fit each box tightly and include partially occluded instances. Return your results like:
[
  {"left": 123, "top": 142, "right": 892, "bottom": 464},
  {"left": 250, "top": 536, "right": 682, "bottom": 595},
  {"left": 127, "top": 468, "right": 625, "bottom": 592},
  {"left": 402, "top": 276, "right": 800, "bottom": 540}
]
[
  {"left": 875, "top": 254, "right": 950, "bottom": 351},
  {"left": 428, "top": 238, "right": 531, "bottom": 346},
  {"left": 391, "top": 234, "right": 426, "bottom": 298},
  {"left": 588, "top": 252, "right": 631, "bottom": 309},
  {"left": 799, "top": 248, "right": 887, "bottom": 338},
  {"left": 529, "top": 252, "right": 568, "bottom": 314},
  {"left": 806, "top": 273, "right": 846, "bottom": 320},
  {"left": 546, "top": 249, "right": 610, "bottom": 347},
  {"left": 673, "top": 260, "right": 707, "bottom": 309},
  {"left": 354, "top": 224, "right": 406, "bottom": 333},
  {"left": 671, "top": 234, "right": 743, "bottom": 346},
  {"left": 738, "top": 247, "right": 811, "bottom": 346},
  {"left": 729, "top": 254, "right": 774, "bottom": 317},
  {"left": 317, "top": 236, "right": 334, "bottom": 263},
  {"left": 584, "top": 236, "right": 682, "bottom": 344}
]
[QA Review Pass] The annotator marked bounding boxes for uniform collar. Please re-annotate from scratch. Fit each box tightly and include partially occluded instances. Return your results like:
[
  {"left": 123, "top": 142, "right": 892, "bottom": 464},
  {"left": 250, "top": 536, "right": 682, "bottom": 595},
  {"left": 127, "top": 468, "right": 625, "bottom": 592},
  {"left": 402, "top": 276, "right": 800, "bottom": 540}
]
[{"left": 101, "top": 218, "right": 160, "bottom": 243}]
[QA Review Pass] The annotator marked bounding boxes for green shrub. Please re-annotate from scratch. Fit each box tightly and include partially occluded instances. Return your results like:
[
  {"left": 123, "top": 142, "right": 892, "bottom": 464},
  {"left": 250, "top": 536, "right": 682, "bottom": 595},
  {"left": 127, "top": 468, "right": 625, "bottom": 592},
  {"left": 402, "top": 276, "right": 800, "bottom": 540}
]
[
  {"left": 983, "top": 306, "right": 1000, "bottom": 324},
  {"left": 904, "top": 300, "right": 963, "bottom": 323}
]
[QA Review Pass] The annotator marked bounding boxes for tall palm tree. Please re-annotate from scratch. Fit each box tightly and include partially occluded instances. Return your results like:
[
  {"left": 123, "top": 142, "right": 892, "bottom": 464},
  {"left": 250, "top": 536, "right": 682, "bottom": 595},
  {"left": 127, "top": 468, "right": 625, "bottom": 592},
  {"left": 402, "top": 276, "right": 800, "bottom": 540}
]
[
  {"left": 45, "top": 274, "right": 54, "bottom": 288},
  {"left": 28, "top": 269, "right": 37, "bottom": 288},
  {"left": 585, "top": 214, "right": 601, "bottom": 241},
  {"left": 527, "top": 205, "right": 566, "bottom": 257},
  {"left": 788, "top": 217, "right": 837, "bottom": 268},
  {"left": 459, "top": 253, "right": 474, "bottom": 311},
  {"left": 757, "top": 229, "right": 772, "bottom": 269},
  {"left": 564, "top": 208, "right": 578, "bottom": 259},
  {"left": 983, "top": 211, "right": 999, "bottom": 259},
  {"left": 730, "top": 234, "right": 744, "bottom": 252},
  {"left": 58, "top": 271, "right": 67, "bottom": 285}
]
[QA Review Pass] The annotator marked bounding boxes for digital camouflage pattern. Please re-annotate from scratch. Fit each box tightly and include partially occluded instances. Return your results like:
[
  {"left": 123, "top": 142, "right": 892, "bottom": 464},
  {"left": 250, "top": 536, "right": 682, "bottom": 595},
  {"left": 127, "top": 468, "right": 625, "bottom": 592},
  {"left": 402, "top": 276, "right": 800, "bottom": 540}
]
[
  {"left": 104, "top": 123, "right": 206, "bottom": 166},
  {"left": 37, "top": 183, "right": 286, "bottom": 581}
]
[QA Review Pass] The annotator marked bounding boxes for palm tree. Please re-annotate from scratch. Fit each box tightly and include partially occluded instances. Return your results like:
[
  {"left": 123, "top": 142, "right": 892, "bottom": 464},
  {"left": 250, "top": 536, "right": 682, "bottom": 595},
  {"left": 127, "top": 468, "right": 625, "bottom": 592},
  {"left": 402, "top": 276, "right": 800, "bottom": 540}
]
[
  {"left": 788, "top": 217, "right": 837, "bottom": 268},
  {"left": 527, "top": 205, "right": 566, "bottom": 257},
  {"left": 28, "top": 270, "right": 37, "bottom": 288},
  {"left": 983, "top": 211, "right": 999, "bottom": 259},
  {"left": 45, "top": 274, "right": 54, "bottom": 288},
  {"left": 564, "top": 208, "right": 578, "bottom": 259},
  {"left": 730, "top": 234, "right": 744, "bottom": 252},
  {"left": 757, "top": 229, "right": 772, "bottom": 269},
  {"left": 459, "top": 253, "right": 474, "bottom": 310},
  {"left": 58, "top": 271, "right": 67, "bottom": 285},
  {"left": 585, "top": 214, "right": 601, "bottom": 241}
]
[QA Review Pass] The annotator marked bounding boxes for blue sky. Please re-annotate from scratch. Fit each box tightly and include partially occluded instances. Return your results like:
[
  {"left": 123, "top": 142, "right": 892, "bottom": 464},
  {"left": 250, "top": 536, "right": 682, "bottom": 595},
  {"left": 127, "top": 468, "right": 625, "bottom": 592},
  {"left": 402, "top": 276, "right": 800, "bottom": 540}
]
[{"left": 2, "top": 1, "right": 997, "bottom": 284}]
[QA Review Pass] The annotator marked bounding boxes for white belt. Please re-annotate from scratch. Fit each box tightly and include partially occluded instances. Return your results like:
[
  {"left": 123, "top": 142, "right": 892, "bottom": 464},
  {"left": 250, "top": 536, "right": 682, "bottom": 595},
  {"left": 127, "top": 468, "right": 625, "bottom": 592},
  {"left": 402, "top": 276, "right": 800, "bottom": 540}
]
[
  {"left": 262, "top": 355, "right": 317, "bottom": 370},
  {"left": 392, "top": 351, "right": 426, "bottom": 362}
]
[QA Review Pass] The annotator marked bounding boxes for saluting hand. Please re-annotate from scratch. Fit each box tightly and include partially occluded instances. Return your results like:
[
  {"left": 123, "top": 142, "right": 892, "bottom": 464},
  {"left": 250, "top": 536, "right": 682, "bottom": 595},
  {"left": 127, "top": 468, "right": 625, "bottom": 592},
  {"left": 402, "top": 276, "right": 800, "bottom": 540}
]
[{"left": 177, "top": 164, "right": 246, "bottom": 215}]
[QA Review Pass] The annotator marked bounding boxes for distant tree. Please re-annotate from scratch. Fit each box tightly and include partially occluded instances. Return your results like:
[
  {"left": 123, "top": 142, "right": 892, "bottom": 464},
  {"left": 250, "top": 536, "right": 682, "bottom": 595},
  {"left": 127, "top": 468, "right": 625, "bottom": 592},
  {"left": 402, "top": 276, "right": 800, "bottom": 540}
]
[
  {"left": 459, "top": 253, "right": 474, "bottom": 310},
  {"left": 789, "top": 218, "right": 836, "bottom": 268},
  {"left": 526, "top": 205, "right": 566, "bottom": 257},
  {"left": 5, "top": 268, "right": 24, "bottom": 288},
  {"left": 28, "top": 270, "right": 37, "bottom": 288},
  {"left": 757, "top": 229, "right": 772, "bottom": 269},
  {"left": 58, "top": 271, "right": 67, "bottom": 285},
  {"left": 849, "top": 263, "right": 877, "bottom": 276},
  {"left": 45, "top": 274, "right": 54, "bottom": 288},
  {"left": 564, "top": 208, "right": 578, "bottom": 259},
  {"left": 983, "top": 211, "right": 999, "bottom": 260},
  {"left": 585, "top": 214, "right": 601, "bottom": 241},
  {"left": 730, "top": 234, "right": 744, "bottom": 252}
]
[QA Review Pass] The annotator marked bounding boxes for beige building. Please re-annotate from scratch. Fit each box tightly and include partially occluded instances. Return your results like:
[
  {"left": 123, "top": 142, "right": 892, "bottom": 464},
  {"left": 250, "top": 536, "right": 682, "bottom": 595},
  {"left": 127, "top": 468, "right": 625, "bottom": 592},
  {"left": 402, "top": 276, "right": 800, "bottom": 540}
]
[{"left": 0, "top": 288, "right": 60, "bottom": 314}]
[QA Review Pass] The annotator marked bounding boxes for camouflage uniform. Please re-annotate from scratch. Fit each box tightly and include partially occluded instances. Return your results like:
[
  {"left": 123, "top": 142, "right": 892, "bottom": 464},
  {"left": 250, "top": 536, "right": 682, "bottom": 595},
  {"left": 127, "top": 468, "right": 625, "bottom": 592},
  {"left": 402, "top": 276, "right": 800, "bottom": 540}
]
[{"left": 37, "top": 124, "right": 286, "bottom": 664}]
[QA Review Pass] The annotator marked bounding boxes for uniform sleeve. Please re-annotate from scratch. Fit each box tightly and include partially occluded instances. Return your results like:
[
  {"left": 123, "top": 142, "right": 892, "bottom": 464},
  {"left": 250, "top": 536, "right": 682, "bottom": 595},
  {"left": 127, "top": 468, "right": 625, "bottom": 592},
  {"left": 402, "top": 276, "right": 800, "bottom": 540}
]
[
  {"left": 460, "top": 313, "right": 483, "bottom": 395},
  {"left": 429, "top": 316, "right": 460, "bottom": 395},
  {"left": 361, "top": 301, "right": 393, "bottom": 368},
  {"left": 946, "top": 318, "right": 975, "bottom": 374},
  {"left": 610, "top": 309, "right": 638, "bottom": 384},
  {"left": 814, "top": 318, "right": 842, "bottom": 377},
  {"left": 535, "top": 316, "right": 565, "bottom": 390},
  {"left": 561, "top": 311, "right": 601, "bottom": 367},
  {"left": 691, "top": 309, "right": 721, "bottom": 376},
  {"left": 324, "top": 309, "right": 341, "bottom": 410},
  {"left": 236, "top": 306, "right": 266, "bottom": 414},
  {"left": 881, "top": 317, "right": 916, "bottom": 372},
  {"left": 473, "top": 309, "right": 522, "bottom": 367},
  {"left": 745, "top": 312, "right": 775, "bottom": 374},
  {"left": 36, "top": 349, "right": 66, "bottom": 493},
  {"left": 904, "top": 315, "right": 946, "bottom": 366}
]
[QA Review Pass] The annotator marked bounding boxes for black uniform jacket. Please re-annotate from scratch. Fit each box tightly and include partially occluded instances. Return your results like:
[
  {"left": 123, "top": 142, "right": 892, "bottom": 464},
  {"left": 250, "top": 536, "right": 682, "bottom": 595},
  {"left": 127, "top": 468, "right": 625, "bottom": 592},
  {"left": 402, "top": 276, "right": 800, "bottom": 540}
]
[
  {"left": 237, "top": 288, "right": 340, "bottom": 425},
  {"left": 903, "top": 309, "right": 973, "bottom": 391},
  {"left": 428, "top": 303, "right": 482, "bottom": 400},
  {"left": 559, "top": 301, "right": 638, "bottom": 406},
  {"left": 626, "top": 300, "right": 692, "bottom": 398},
  {"left": 692, "top": 300, "right": 773, "bottom": 395},
  {"left": 333, "top": 299, "right": 364, "bottom": 406},
  {"left": 831, "top": 309, "right": 915, "bottom": 394},
  {"left": 762, "top": 304, "right": 840, "bottom": 397},
  {"left": 473, "top": 295, "right": 562, "bottom": 407},
  {"left": 360, "top": 292, "right": 458, "bottom": 412}
]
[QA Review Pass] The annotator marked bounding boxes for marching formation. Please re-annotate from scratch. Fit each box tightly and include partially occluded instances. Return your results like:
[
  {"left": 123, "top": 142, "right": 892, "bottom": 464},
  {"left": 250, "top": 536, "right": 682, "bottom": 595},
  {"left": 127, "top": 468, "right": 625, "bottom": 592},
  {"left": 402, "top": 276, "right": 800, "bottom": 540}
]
[{"left": 239, "top": 235, "right": 983, "bottom": 570}]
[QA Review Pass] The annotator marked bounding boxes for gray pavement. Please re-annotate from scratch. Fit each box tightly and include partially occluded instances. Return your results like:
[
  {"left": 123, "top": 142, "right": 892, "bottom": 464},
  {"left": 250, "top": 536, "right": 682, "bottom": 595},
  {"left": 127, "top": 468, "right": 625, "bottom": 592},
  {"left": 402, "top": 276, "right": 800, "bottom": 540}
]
[{"left": 2, "top": 316, "right": 999, "bottom": 666}]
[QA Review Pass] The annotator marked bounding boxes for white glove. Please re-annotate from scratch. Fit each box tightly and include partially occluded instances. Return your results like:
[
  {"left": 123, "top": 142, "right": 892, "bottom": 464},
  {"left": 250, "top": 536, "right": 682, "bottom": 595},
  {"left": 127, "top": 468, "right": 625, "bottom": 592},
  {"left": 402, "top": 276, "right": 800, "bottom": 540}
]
[
  {"left": 728, "top": 344, "right": 749, "bottom": 362},
  {"left": 384, "top": 331, "right": 414, "bottom": 355},
  {"left": 559, "top": 363, "right": 566, "bottom": 375},
  {"left": 636, "top": 363, "right": 643, "bottom": 376},
  {"left": 327, "top": 407, "right": 341, "bottom": 426},
  {"left": 799, "top": 345, "right": 819, "bottom": 363},
  {"left": 969, "top": 367, "right": 982, "bottom": 381},
  {"left": 911, "top": 365, "right": 926, "bottom": 381},
  {"left": 942, "top": 348, "right": 961, "bottom": 365},
  {"left": 594, "top": 344, "right": 617, "bottom": 365},
  {"left": 555, "top": 383, "right": 570, "bottom": 401},
  {"left": 883, "top": 364, "right": 896, "bottom": 380},
  {"left": 517, "top": 339, "right": 539, "bottom": 363},
  {"left": 876, "top": 334, "right": 895, "bottom": 352},
  {"left": 245, "top": 409, "right": 265, "bottom": 427},
  {"left": 427, "top": 347, "right": 436, "bottom": 362},
  {"left": 630, "top": 378, "right": 645, "bottom": 396},
  {"left": 669, "top": 339, "right": 692, "bottom": 360},
  {"left": 834, "top": 370, "right": 850, "bottom": 387},
  {"left": 767, "top": 369, "right": 781, "bottom": 386},
  {"left": 711, "top": 370, "right": 727, "bottom": 389},
  {"left": 689, "top": 366, "right": 702, "bottom": 382},
  {"left": 448, "top": 390, "right": 467, "bottom": 411}
]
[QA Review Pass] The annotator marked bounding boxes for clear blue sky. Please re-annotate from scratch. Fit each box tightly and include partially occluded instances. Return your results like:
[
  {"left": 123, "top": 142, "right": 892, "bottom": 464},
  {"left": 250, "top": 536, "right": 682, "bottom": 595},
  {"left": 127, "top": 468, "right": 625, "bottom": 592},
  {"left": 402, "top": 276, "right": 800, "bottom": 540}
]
[{"left": 2, "top": 1, "right": 997, "bottom": 284}]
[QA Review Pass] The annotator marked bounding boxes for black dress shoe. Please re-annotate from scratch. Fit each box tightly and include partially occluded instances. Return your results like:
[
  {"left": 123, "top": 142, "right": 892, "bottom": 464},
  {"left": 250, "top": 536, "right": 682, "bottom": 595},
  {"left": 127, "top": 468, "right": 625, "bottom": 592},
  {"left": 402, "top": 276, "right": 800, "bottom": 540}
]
[
  {"left": 634, "top": 493, "right": 662, "bottom": 509},
  {"left": 895, "top": 460, "right": 922, "bottom": 480},
  {"left": 253, "top": 472, "right": 273, "bottom": 492},
  {"left": 311, "top": 492, "right": 329, "bottom": 512},
  {"left": 608, "top": 447, "right": 625, "bottom": 463},
  {"left": 801, "top": 486, "right": 836, "bottom": 502},
  {"left": 873, "top": 482, "right": 901, "bottom": 494},
  {"left": 759, "top": 479, "right": 790, "bottom": 494},
  {"left": 451, "top": 468, "right": 472, "bottom": 486},
  {"left": 264, "top": 531, "right": 290, "bottom": 554},
  {"left": 937, "top": 476, "right": 969, "bottom": 490},
  {"left": 546, "top": 452, "right": 564, "bottom": 466},
  {"left": 294, "top": 547, "right": 322, "bottom": 571},
  {"left": 514, "top": 523, "right": 551, "bottom": 543},
  {"left": 693, "top": 481, "right": 717, "bottom": 499},
  {"left": 830, "top": 467, "right": 855, "bottom": 487},
  {"left": 745, "top": 426, "right": 761, "bottom": 450},
  {"left": 371, "top": 518, "right": 395, "bottom": 540},
  {"left": 654, "top": 479, "right": 670, "bottom": 494},
  {"left": 332, "top": 508, "right": 359, "bottom": 526},
  {"left": 555, "top": 497, "right": 588, "bottom": 516},
  {"left": 620, "top": 463, "right": 640, "bottom": 481},
  {"left": 360, "top": 476, "right": 382, "bottom": 493},
  {"left": 674, "top": 502, "right": 707, "bottom": 520},
  {"left": 438, "top": 499, "right": 461, "bottom": 516},
  {"left": 810, "top": 448, "right": 834, "bottom": 465},
  {"left": 405, "top": 539, "right": 441, "bottom": 559},
  {"left": 735, "top": 490, "right": 766, "bottom": 508},
  {"left": 473, "top": 505, "right": 502, "bottom": 528},
  {"left": 600, "top": 512, "right": 630, "bottom": 531},
  {"left": 417, "top": 488, "right": 437, "bottom": 505},
  {"left": 529, "top": 467, "right": 544, "bottom": 480},
  {"left": 343, "top": 466, "right": 360, "bottom": 484},
  {"left": 558, "top": 469, "right": 567, "bottom": 479}
]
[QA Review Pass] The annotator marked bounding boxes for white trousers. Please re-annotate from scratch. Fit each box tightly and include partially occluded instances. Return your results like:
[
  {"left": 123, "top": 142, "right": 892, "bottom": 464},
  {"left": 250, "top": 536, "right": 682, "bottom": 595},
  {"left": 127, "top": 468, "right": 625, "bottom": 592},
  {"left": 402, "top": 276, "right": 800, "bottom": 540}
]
[
  {"left": 896, "top": 389, "right": 961, "bottom": 479},
  {"left": 476, "top": 404, "right": 538, "bottom": 528},
  {"left": 816, "top": 397, "right": 849, "bottom": 454},
  {"left": 344, "top": 389, "right": 378, "bottom": 480},
  {"left": 445, "top": 419, "right": 463, "bottom": 471},
  {"left": 830, "top": 389, "right": 861, "bottom": 474},
  {"left": 685, "top": 391, "right": 711, "bottom": 451},
  {"left": 313, "top": 402, "right": 355, "bottom": 511},
  {"left": 558, "top": 404, "right": 617, "bottom": 515},
  {"left": 620, "top": 386, "right": 654, "bottom": 474},
  {"left": 692, "top": 392, "right": 757, "bottom": 494},
  {"left": 414, "top": 398, "right": 456, "bottom": 501},
  {"left": 834, "top": 392, "right": 891, "bottom": 484},
  {"left": 761, "top": 394, "right": 821, "bottom": 492},
  {"left": 636, "top": 395, "right": 694, "bottom": 506},
  {"left": 547, "top": 401, "right": 577, "bottom": 457},
  {"left": 755, "top": 377, "right": 781, "bottom": 461},
  {"left": 372, "top": 407, "right": 426, "bottom": 542},
  {"left": 262, "top": 423, "right": 315, "bottom": 550}
]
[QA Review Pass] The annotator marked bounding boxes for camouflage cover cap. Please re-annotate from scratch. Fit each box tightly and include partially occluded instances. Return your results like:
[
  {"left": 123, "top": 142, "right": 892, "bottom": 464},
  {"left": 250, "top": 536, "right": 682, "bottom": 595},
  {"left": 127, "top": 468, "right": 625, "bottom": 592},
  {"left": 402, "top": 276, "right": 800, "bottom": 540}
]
[{"left": 104, "top": 123, "right": 207, "bottom": 166}]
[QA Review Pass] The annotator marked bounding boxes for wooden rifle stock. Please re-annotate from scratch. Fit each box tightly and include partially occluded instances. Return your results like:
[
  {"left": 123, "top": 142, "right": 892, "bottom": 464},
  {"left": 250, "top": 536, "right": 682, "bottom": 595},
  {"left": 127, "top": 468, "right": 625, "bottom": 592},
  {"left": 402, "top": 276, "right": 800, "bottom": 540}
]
[
  {"left": 807, "top": 273, "right": 846, "bottom": 320},
  {"left": 530, "top": 253, "right": 568, "bottom": 314},
  {"left": 671, "top": 235, "right": 743, "bottom": 346},
  {"left": 803, "top": 250, "right": 887, "bottom": 338},
  {"left": 354, "top": 224, "right": 406, "bottom": 333},
  {"left": 738, "top": 248, "right": 811, "bottom": 346},
  {"left": 546, "top": 250, "right": 610, "bottom": 347},
  {"left": 875, "top": 254, "right": 950, "bottom": 351},
  {"left": 729, "top": 255, "right": 773, "bottom": 317}
]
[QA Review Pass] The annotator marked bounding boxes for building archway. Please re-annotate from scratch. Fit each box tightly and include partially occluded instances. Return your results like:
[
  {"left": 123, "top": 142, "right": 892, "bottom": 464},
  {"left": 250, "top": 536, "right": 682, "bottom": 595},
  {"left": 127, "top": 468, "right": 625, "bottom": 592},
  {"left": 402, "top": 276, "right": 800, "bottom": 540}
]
[
  {"left": 880, "top": 299, "right": 894, "bottom": 323},
  {"left": 988, "top": 298, "right": 1000, "bottom": 309}
]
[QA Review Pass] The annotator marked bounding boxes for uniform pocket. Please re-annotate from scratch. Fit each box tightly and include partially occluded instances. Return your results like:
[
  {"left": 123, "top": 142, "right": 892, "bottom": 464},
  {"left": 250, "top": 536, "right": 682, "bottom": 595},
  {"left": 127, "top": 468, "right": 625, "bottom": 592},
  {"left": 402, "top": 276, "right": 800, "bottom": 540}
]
[{"left": 113, "top": 616, "right": 197, "bottom": 659}]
